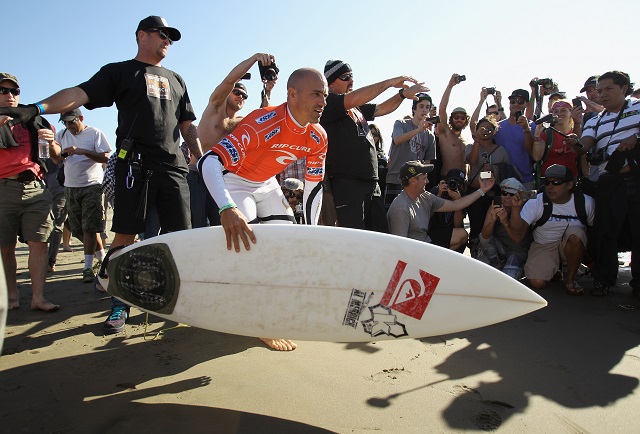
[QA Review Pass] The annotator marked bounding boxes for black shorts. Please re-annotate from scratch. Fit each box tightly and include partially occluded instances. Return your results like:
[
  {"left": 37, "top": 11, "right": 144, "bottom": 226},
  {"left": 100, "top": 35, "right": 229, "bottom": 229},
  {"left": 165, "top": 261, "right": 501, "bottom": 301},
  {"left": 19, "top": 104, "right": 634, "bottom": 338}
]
[
  {"left": 112, "top": 160, "right": 191, "bottom": 235},
  {"left": 428, "top": 227, "right": 453, "bottom": 249}
]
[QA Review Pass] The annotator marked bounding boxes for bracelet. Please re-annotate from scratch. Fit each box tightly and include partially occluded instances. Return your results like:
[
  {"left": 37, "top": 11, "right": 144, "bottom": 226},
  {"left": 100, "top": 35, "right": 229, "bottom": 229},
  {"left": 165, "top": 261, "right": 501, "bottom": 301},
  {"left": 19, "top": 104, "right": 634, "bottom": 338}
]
[
  {"left": 478, "top": 189, "right": 485, "bottom": 197},
  {"left": 35, "top": 102, "right": 45, "bottom": 115},
  {"left": 218, "top": 203, "right": 237, "bottom": 215},
  {"left": 534, "top": 136, "right": 543, "bottom": 141},
  {"left": 398, "top": 89, "right": 405, "bottom": 99}
]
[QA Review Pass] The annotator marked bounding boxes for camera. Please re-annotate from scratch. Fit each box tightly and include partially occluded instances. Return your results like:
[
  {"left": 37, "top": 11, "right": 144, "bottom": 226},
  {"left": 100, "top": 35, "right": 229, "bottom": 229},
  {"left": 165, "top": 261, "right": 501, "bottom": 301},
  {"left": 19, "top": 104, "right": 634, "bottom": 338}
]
[
  {"left": 534, "top": 113, "right": 558, "bottom": 126},
  {"left": 480, "top": 171, "right": 492, "bottom": 180},
  {"left": 493, "top": 196, "right": 502, "bottom": 206},
  {"left": 587, "top": 148, "right": 610, "bottom": 165},
  {"left": 446, "top": 178, "right": 462, "bottom": 191},
  {"left": 456, "top": 75, "right": 466, "bottom": 83},
  {"left": 572, "top": 97, "right": 583, "bottom": 109},
  {"left": 61, "top": 151, "right": 69, "bottom": 158},
  {"left": 529, "top": 78, "right": 555, "bottom": 89},
  {"left": 425, "top": 116, "right": 441, "bottom": 125},
  {"left": 241, "top": 73, "right": 251, "bottom": 80},
  {"left": 258, "top": 61, "right": 279, "bottom": 81},
  {"left": 486, "top": 87, "right": 495, "bottom": 95}
]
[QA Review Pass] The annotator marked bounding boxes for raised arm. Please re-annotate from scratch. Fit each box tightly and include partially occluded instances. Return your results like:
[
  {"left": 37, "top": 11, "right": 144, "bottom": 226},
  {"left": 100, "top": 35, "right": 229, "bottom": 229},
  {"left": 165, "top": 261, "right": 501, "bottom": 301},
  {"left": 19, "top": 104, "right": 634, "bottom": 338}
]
[
  {"left": 470, "top": 87, "right": 489, "bottom": 137},
  {"left": 437, "top": 73, "right": 461, "bottom": 135}
]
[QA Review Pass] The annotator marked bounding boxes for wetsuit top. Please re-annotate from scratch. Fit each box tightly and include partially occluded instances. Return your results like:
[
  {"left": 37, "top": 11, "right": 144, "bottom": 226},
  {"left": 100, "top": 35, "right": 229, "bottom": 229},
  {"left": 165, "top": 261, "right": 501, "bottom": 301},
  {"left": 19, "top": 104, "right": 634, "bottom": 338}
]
[{"left": 210, "top": 103, "right": 327, "bottom": 183}]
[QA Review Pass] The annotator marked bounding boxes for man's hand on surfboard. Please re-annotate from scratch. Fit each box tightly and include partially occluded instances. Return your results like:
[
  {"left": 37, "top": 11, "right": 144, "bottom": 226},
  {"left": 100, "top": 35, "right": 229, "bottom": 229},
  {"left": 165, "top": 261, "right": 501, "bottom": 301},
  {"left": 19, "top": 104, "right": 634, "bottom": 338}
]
[{"left": 220, "top": 207, "right": 257, "bottom": 252}]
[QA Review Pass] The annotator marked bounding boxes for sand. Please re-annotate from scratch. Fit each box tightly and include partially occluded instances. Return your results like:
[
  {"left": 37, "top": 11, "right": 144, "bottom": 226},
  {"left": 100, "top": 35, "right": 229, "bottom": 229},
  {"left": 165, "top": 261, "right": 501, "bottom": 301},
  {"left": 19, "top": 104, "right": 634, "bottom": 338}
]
[{"left": 2, "top": 231, "right": 640, "bottom": 433}]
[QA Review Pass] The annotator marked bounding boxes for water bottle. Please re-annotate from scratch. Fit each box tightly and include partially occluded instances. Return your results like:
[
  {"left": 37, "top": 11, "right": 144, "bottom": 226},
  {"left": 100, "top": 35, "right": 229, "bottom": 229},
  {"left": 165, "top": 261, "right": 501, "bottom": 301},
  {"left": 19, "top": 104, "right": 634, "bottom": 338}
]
[{"left": 38, "top": 138, "right": 50, "bottom": 159}]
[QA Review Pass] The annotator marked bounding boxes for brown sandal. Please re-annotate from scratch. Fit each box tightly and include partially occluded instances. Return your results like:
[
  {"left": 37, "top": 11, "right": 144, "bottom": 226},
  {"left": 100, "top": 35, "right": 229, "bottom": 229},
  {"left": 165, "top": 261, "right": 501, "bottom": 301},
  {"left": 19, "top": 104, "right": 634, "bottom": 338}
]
[{"left": 565, "top": 281, "right": 584, "bottom": 296}]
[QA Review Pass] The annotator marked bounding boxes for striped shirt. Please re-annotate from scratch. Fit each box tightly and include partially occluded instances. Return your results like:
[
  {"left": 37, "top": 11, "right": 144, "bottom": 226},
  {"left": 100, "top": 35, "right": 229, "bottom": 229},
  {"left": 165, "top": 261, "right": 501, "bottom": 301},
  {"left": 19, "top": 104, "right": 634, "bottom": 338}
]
[{"left": 582, "top": 98, "right": 640, "bottom": 174}]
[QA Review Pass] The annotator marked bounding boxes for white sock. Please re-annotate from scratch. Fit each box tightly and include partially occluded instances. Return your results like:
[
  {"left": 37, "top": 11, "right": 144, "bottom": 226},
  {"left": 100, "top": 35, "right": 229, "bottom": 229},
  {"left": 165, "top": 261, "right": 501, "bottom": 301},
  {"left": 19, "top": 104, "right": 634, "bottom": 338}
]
[
  {"left": 85, "top": 255, "right": 94, "bottom": 270},
  {"left": 95, "top": 249, "right": 106, "bottom": 262}
]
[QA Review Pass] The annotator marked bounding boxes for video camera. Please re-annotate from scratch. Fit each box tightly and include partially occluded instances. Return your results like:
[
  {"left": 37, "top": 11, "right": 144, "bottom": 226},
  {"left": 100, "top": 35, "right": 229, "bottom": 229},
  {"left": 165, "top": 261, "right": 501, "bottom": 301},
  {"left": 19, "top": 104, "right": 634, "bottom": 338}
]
[
  {"left": 529, "top": 78, "right": 556, "bottom": 90},
  {"left": 534, "top": 113, "right": 558, "bottom": 126}
]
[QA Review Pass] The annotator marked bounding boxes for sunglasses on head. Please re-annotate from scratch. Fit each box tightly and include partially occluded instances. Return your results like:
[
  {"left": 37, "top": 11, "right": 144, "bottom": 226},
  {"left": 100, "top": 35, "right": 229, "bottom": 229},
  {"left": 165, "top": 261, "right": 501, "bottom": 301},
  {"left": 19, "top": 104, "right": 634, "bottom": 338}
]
[
  {"left": 509, "top": 97, "right": 526, "bottom": 105},
  {"left": 501, "top": 190, "right": 516, "bottom": 196},
  {"left": 543, "top": 179, "right": 568, "bottom": 186},
  {"left": 0, "top": 86, "right": 20, "bottom": 96},
  {"left": 338, "top": 73, "right": 353, "bottom": 82},
  {"left": 147, "top": 28, "right": 173, "bottom": 44},
  {"left": 232, "top": 89, "right": 248, "bottom": 100}
]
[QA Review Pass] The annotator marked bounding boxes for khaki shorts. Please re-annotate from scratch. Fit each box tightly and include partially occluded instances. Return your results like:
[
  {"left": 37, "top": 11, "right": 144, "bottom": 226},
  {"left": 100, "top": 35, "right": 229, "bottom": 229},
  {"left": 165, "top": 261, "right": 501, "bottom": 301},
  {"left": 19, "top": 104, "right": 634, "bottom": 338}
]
[
  {"left": 0, "top": 179, "right": 53, "bottom": 246},
  {"left": 524, "top": 226, "right": 587, "bottom": 281}
]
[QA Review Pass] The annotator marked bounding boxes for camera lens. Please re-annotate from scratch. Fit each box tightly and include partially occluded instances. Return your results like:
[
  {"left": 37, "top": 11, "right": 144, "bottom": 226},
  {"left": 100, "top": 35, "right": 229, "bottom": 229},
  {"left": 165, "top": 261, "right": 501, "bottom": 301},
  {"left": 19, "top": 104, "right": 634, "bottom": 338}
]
[{"left": 446, "top": 179, "right": 459, "bottom": 191}]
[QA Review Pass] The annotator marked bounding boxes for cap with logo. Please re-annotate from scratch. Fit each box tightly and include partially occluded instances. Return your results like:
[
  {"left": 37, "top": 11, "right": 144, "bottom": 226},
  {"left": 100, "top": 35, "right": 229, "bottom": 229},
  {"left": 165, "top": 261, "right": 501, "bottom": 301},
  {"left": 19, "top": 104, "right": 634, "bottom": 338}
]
[
  {"left": 60, "top": 108, "right": 82, "bottom": 122},
  {"left": 136, "top": 16, "right": 181, "bottom": 41},
  {"left": 500, "top": 177, "right": 525, "bottom": 194},
  {"left": 580, "top": 75, "right": 599, "bottom": 93},
  {"left": 445, "top": 168, "right": 465, "bottom": 183},
  {"left": 399, "top": 160, "right": 434, "bottom": 182}
]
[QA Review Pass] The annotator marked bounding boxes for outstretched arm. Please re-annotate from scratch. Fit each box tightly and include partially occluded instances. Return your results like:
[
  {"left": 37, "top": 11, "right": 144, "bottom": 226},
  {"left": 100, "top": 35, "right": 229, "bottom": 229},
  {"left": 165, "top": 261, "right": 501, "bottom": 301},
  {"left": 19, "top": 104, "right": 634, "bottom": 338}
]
[{"left": 343, "top": 76, "right": 422, "bottom": 111}]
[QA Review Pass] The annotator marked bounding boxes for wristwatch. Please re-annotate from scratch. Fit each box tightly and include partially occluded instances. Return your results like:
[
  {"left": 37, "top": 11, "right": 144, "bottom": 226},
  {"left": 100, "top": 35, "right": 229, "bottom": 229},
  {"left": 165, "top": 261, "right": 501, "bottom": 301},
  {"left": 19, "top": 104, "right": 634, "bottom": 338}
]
[{"left": 398, "top": 89, "right": 406, "bottom": 99}]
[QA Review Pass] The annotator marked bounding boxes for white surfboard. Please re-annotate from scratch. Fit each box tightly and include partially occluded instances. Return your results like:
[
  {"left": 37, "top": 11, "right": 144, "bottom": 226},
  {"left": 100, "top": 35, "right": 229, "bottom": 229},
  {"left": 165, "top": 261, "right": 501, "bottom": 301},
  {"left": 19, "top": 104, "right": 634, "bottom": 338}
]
[{"left": 98, "top": 225, "right": 546, "bottom": 342}]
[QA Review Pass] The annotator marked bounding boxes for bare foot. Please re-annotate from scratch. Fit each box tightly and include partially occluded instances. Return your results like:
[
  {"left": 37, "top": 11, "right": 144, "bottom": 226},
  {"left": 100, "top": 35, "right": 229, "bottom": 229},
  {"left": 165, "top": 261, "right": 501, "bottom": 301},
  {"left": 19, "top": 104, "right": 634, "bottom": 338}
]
[
  {"left": 8, "top": 299, "right": 20, "bottom": 310},
  {"left": 259, "top": 338, "right": 297, "bottom": 351},
  {"left": 31, "top": 300, "right": 60, "bottom": 312},
  {"left": 62, "top": 245, "right": 73, "bottom": 252}
]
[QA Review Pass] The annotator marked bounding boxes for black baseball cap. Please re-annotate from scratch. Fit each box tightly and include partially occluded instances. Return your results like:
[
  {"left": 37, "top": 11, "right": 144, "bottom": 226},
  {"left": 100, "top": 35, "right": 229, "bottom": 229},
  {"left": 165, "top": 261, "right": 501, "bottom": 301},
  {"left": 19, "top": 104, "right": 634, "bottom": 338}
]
[
  {"left": 399, "top": 160, "right": 434, "bottom": 182},
  {"left": 580, "top": 75, "right": 599, "bottom": 93},
  {"left": 136, "top": 16, "right": 181, "bottom": 41},
  {"left": 508, "top": 89, "right": 530, "bottom": 102},
  {"left": 60, "top": 108, "right": 82, "bottom": 121}
]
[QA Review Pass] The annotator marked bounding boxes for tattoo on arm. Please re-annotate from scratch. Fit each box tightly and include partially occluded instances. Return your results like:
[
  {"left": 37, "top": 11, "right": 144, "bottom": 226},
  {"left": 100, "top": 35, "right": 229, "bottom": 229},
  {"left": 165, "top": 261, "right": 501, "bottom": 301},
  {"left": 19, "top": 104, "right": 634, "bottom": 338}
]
[{"left": 183, "top": 123, "right": 203, "bottom": 159}]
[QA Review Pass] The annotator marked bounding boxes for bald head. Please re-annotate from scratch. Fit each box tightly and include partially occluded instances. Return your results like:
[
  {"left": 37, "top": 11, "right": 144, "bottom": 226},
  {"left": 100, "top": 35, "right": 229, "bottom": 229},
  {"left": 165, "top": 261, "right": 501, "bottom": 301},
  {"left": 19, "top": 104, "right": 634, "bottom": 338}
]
[
  {"left": 287, "top": 68, "right": 325, "bottom": 90},
  {"left": 286, "top": 68, "right": 328, "bottom": 125}
]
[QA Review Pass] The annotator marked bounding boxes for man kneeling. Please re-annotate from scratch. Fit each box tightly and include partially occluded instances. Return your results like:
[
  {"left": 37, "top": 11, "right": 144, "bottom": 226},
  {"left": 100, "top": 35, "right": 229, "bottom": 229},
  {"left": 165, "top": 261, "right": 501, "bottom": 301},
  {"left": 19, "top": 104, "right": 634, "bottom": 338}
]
[{"left": 508, "top": 164, "right": 594, "bottom": 295}]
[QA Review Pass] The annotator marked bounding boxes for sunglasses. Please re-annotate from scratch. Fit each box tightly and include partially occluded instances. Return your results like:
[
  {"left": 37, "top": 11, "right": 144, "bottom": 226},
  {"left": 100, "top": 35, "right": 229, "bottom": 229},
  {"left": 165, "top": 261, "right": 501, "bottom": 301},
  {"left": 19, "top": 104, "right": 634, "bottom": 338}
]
[
  {"left": 543, "top": 179, "right": 568, "bottom": 186},
  {"left": 232, "top": 89, "right": 248, "bottom": 100},
  {"left": 337, "top": 73, "right": 353, "bottom": 82},
  {"left": 501, "top": 190, "right": 516, "bottom": 197},
  {"left": 61, "top": 118, "right": 78, "bottom": 125},
  {"left": 478, "top": 126, "right": 495, "bottom": 132},
  {"left": 284, "top": 190, "right": 303, "bottom": 199},
  {"left": 487, "top": 111, "right": 499, "bottom": 116},
  {"left": 147, "top": 28, "right": 173, "bottom": 45},
  {"left": 452, "top": 115, "right": 467, "bottom": 120},
  {"left": 509, "top": 97, "right": 526, "bottom": 105},
  {"left": 0, "top": 86, "right": 20, "bottom": 96}
]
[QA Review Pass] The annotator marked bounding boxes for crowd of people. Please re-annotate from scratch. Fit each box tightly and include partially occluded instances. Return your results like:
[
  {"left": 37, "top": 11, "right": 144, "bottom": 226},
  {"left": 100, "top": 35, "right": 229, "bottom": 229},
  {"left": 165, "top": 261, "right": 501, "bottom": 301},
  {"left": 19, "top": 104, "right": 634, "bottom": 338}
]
[{"left": 1, "top": 15, "right": 638, "bottom": 352}]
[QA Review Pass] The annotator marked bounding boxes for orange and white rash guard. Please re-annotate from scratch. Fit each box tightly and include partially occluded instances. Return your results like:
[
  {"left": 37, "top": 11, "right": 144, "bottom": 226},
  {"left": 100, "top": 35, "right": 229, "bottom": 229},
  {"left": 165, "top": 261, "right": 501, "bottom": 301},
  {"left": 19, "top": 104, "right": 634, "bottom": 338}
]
[{"left": 199, "top": 102, "right": 327, "bottom": 223}]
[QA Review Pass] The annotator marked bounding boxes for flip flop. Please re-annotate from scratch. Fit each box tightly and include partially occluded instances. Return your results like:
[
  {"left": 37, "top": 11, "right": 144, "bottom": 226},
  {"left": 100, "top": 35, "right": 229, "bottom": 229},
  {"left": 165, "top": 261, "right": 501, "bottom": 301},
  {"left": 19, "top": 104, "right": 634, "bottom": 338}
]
[{"left": 566, "top": 281, "right": 585, "bottom": 296}]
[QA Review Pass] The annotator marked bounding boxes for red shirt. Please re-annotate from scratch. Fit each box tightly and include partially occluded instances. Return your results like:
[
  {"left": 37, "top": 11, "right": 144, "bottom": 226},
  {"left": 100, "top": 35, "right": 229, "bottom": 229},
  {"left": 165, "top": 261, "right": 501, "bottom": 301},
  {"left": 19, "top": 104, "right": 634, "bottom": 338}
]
[
  {"left": 0, "top": 124, "right": 42, "bottom": 179},
  {"left": 211, "top": 103, "right": 327, "bottom": 183},
  {"left": 540, "top": 128, "right": 578, "bottom": 177}
]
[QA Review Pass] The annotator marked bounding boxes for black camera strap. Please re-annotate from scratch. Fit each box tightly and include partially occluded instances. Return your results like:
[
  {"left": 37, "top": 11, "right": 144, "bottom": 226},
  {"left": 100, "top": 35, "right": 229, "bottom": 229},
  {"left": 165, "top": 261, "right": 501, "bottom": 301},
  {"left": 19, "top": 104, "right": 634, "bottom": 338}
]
[
  {"left": 593, "top": 99, "right": 629, "bottom": 154},
  {"left": 469, "top": 145, "right": 498, "bottom": 185}
]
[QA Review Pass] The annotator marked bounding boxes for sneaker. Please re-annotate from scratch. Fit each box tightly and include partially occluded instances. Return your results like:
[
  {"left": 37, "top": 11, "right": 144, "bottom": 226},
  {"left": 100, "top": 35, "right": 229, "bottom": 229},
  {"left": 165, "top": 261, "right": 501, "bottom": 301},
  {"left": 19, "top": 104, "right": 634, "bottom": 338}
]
[
  {"left": 103, "top": 306, "right": 129, "bottom": 334},
  {"left": 591, "top": 281, "right": 612, "bottom": 296},
  {"left": 82, "top": 268, "right": 95, "bottom": 283}
]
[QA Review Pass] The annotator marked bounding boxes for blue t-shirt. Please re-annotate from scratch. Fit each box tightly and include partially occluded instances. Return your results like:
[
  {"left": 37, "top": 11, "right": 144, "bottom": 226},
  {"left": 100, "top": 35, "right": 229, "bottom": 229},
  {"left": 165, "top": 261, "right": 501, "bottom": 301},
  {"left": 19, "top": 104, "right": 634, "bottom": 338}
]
[{"left": 493, "top": 119, "right": 535, "bottom": 183}]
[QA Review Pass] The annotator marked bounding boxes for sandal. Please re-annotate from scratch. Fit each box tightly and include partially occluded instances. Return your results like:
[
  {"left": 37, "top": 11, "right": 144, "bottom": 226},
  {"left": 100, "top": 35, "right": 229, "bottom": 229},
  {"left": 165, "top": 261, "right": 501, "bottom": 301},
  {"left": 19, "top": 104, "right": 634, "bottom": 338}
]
[{"left": 566, "top": 281, "right": 585, "bottom": 296}]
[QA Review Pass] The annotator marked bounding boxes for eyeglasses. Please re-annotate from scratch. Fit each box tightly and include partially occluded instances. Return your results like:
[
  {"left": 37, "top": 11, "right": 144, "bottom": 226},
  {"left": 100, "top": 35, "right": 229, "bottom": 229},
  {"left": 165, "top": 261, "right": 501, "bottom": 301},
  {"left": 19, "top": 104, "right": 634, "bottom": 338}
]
[
  {"left": 0, "top": 86, "right": 20, "bottom": 96},
  {"left": 543, "top": 179, "right": 568, "bottom": 186},
  {"left": 509, "top": 97, "right": 526, "bottom": 105},
  {"left": 337, "top": 73, "right": 353, "bottom": 82},
  {"left": 232, "top": 89, "right": 248, "bottom": 100},
  {"left": 146, "top": 28, "right": 173, "bottom": 45},
  {"left": 478, "top": 126, "right": 495, "bottom": 132},
  {"left": 501, "top": 190, "right": 515, "bottom": 196},
  {"left": 61, "top": 118, "right": 78, "bottom": 125}
]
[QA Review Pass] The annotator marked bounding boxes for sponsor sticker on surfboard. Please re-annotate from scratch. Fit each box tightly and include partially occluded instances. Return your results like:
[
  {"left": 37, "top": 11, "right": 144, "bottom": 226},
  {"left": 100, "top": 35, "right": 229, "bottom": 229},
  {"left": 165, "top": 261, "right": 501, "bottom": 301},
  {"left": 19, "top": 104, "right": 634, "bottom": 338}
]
[{"left": 380, "top": 260, "right": 440, "bottom": 320}]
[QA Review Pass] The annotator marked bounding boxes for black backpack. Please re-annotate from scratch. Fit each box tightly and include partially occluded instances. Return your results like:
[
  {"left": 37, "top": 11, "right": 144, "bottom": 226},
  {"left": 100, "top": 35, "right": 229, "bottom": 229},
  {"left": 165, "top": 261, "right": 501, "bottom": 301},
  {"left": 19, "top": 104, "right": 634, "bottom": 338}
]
[{"left": 532, "top": 190, "right": 589, "bottom": 229}]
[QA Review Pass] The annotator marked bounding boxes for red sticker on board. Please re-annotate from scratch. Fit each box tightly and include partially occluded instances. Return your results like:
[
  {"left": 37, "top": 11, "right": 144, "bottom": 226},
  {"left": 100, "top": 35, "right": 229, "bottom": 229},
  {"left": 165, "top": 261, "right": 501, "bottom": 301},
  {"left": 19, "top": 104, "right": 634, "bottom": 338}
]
[{"left": 380, "top": 261, "right": 440, "bottom": 320}]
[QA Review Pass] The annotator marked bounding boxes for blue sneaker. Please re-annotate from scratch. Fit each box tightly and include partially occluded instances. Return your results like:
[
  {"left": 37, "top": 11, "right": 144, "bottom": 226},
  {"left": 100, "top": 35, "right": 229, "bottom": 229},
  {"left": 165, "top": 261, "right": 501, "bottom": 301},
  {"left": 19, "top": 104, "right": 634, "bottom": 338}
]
[{"left": 103, "top": 306, "right": 129, "bottom": 334}]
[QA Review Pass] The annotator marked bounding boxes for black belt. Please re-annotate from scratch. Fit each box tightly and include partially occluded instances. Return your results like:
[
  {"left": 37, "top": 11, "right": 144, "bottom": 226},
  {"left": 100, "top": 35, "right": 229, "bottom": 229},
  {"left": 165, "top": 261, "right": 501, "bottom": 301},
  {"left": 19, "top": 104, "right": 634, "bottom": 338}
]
[{"left": 2, "top": 170, "right": 37, "bottom": 183}]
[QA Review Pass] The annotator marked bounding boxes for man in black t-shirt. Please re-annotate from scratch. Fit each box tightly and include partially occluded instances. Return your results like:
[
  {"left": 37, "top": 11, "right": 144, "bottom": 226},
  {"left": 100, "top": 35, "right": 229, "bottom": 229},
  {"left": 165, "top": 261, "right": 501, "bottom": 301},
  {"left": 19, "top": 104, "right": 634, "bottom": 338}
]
[
  {"left": 320, "top": 60, "right": 428, "bottom": 232},
  {"left": 0, "top": 16, "right": 203, "bottom": 334}
]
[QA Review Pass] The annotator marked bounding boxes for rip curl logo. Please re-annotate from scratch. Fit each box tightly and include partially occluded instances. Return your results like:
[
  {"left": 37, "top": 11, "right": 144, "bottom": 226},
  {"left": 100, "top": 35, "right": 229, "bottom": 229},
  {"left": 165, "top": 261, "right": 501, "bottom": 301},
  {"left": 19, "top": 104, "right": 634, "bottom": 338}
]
[
  {"left": 380, "top": 261, "right": 440, "bottom": 320},
  {"left": 274, "top": 150, "right": 297, "bottom": 165},
  {"left": 264, "top": 126, "right": 280, "bottom": 142},
  {"left": 220, "top": 138, "right": 240, "bottom": 164},
  {"left": 256, "top": 111, "right": 277, "bottom": 124},
  {"left": 310, "top": 130, "right": 320, "bottom": 144}
]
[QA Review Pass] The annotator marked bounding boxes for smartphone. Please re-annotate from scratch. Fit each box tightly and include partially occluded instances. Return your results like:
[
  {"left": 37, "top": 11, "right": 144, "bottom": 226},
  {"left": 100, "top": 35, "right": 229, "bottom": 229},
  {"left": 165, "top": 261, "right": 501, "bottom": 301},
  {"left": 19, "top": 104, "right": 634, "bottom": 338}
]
[
  {"left": 493, "top": 196, "right": 502, "bottom": 206},
  {"left": 521, "top": 190, "right": 538, "bottom": 200},
  {"left": 480, "top": 171, "right": 492, "bottom": 180},
  {"left": 572, "top": 97, "right": 583, "bottom": 109},
  {"left": 514, "top": 110, "right": 523, "bottom": 119}
]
